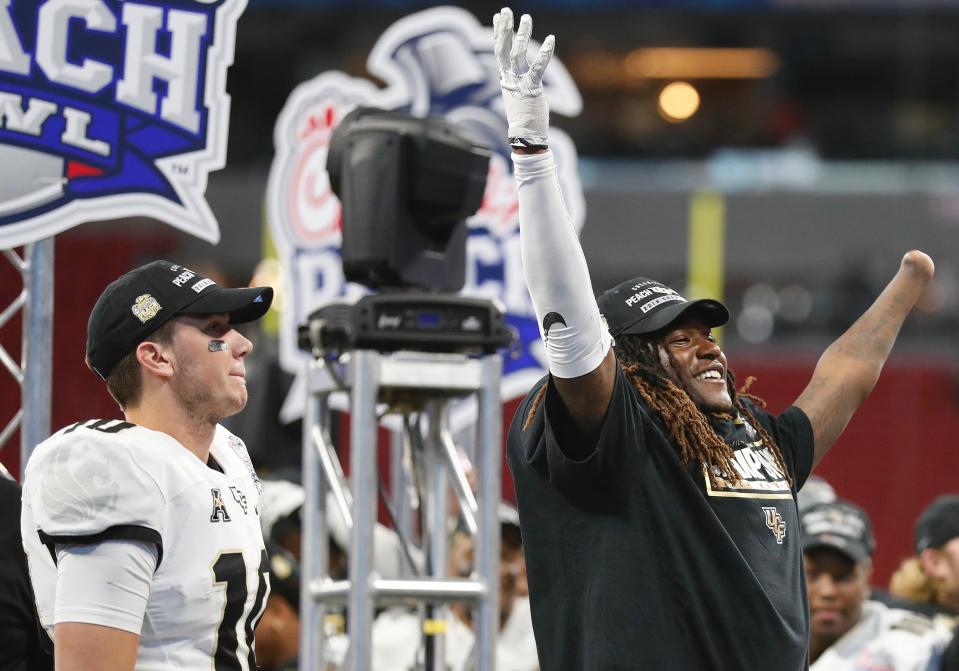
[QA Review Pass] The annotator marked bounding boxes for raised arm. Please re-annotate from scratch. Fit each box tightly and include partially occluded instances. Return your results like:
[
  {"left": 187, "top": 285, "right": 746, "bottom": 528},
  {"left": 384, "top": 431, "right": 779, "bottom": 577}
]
[
  {"left": 495, "top": 8, "right": 615, "bottom": 444},
  {"left": 794, "top": 250, "right": 934, "bottom": 467}
]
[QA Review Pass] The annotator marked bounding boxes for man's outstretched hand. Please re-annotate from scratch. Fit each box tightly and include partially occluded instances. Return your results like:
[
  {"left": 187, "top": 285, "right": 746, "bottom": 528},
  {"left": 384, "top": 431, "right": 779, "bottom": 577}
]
[{"left": 493, "top": 7, "right": 554, "bottom": 149}]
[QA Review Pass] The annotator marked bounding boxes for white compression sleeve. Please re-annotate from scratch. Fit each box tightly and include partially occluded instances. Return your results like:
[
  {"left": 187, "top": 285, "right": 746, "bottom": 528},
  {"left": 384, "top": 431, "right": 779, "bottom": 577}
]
[
  {"left": 513, "top": 151, "right": 612, "bottom": 378},
  {"left": 54, "top": 540, "right": 157, "bottom": 634}
]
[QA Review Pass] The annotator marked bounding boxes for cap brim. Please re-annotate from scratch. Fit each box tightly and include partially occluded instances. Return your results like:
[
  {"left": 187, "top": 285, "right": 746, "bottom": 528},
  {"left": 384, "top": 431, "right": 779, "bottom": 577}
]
[
  {"left": 802, "top": 534, "right": 870, "bottom": 563},
  {"left": 617, "top": 298, "right": 729, "bottom": 336},
  {"left": 186, "top": 286, "right": 274, "bottom": 325}
]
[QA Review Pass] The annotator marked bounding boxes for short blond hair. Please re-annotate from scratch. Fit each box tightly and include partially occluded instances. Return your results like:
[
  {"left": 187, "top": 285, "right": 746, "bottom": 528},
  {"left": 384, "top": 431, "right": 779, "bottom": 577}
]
[
  {"left": 90, "top": 320, "right": 177, "bottom": 409},
  {"left": 889, "top": 555, "right": 956, "bottom": 607}
]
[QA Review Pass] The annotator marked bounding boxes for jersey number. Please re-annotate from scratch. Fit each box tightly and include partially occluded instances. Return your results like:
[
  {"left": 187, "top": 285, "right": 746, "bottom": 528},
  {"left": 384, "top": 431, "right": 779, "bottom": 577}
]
[{"left": 211, "top": 549, "right": 270, "bottom": 671}]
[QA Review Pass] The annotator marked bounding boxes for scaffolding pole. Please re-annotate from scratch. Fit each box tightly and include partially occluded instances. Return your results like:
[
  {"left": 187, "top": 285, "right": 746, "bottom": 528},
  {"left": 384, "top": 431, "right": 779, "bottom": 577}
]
[
  {"left": 0, "top": 239, "right": 54, "bottom": 478},
  {"left": 300, "top": 349, "right": 502, "bottom": 671}
]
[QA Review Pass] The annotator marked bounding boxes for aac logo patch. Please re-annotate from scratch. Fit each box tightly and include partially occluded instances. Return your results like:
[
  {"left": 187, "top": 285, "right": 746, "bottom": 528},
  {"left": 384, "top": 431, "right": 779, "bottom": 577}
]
[
  {"left": 0, "top": 0, "right": 247, "bottom": 248},
  {"left": 210, "top": 488, "right": 231, "bottom": 523}
]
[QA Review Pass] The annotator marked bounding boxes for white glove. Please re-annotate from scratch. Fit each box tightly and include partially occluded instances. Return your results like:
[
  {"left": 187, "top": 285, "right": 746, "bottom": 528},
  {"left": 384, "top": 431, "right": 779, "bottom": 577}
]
[{"left": 493, "top": 7, "right": 555, "bottom": 148}]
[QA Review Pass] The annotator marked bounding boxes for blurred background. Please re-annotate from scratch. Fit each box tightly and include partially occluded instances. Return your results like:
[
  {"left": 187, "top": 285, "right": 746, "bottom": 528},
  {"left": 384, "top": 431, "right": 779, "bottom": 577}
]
[{"left": 2, "top": 0, "right": 959, "bottom": 587}]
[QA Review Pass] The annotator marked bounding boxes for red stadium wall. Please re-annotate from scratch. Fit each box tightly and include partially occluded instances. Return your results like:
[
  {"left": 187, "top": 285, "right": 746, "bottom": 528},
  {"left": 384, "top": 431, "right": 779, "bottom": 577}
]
[
  {"left": 2, "top": 243, "right": 955, "bottom": 589},
  {"left": 720, "top": 353, "right": 959, "bottom": 589},
  {"left": 0, "top": 227, "right": 178, "bottom": 477}
]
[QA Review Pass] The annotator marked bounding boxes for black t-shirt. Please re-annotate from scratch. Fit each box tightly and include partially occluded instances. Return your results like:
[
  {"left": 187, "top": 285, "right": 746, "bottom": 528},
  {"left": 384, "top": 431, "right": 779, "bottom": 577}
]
[
  {"left": 507, "top": 366, "right": 815, "bottom": 671},
  {"left": 942, "top": 628, "right": 959, "bottom": 671},
  {"left": 0, "top": 477, "right": 53, "bottom": 671}
]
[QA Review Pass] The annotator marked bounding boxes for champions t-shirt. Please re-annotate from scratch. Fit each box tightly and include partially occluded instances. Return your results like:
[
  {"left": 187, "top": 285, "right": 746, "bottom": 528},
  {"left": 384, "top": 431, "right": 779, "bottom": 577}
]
[{"left": 507, "top": 366, "right": 814, "bottom": 671}]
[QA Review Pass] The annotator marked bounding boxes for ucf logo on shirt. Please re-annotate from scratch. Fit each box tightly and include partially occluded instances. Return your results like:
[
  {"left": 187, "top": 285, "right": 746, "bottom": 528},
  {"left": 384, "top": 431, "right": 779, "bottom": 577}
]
[{"left": 763, "top": 507, "right": 787, "bottom": 544}]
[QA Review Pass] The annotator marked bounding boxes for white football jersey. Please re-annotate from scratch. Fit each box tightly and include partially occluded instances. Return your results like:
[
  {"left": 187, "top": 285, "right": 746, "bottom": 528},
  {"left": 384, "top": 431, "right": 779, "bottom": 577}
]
[
  {"left": 811, "top": 600, "right": 951, "bottom": 671},
  {"left": 21, "top": 419, "right": 269, "bottom": 671}
]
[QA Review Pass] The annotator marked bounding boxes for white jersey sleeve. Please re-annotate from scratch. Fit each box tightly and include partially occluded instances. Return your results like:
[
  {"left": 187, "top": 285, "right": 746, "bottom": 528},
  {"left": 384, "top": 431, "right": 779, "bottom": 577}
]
[
  {"left": 24, "top": 420, "right": 167, "bottom": 560},
  {"left": 54, "top": 540, "right": 157, "bottom": 632},
  {"left": 852, "top": 608, "right": 951, "bottom": 671},
  {"left": 811, "top": 600, "right": 951, "bottom": 671}
]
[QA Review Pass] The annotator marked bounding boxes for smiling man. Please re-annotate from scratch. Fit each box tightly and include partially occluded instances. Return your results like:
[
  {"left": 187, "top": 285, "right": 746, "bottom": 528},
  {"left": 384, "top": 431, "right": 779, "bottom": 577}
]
[
  {"left": 495, "top": 6, "right": 936, "bottom": 670},
  {"left": 803, "top": 499, "right": 950, "bottom": 670},
  {"left": 21, "top": 261, "right": 273, "bottom": 671}
]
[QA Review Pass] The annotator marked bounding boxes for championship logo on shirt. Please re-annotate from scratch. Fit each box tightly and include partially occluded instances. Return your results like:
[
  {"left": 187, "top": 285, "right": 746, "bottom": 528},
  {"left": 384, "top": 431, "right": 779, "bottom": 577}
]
[
  {"left": 704, "top": 416, "right": 793, "bottom": 499},
  {"left": 0, "top": 0, "right": 247, "bottom": 248},
  {"left": 266, "top": 6, "right": 585, "bottom": 419}
]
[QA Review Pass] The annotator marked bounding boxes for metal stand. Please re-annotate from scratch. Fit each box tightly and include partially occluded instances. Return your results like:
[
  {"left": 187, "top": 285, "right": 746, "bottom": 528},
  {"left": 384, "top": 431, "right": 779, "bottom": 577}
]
[
  {"left": 300, "top": 349, "right": 502, "bottom": 671},
  {"left": 0, "top": 240, "right": 54, "bottom": 477}
]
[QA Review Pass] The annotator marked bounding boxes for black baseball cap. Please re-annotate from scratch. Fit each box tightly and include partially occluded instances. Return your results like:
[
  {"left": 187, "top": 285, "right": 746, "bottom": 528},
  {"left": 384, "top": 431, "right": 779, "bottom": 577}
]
[
  {"left": 914, "top": 494, "right": 959, "bottom": 553},
  {"left": 596, "top": 277, "right": 729, "bottom": 338},
  {"left": 86, "top": 260, "right": 273, "bottom": 380},
  {"left": 801, "top": 499, "right": 876, "bottom": 564}
]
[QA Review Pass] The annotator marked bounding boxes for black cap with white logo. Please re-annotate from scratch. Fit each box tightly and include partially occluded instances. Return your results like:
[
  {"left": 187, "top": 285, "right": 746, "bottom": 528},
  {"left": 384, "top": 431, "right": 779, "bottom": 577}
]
[
  {"left": 86, "top": 260, "right": 273, "bottom": 380},
  {"left": 596, "top": 276, "right": 729, "bottom": 338},
  {"left": 914, "top": 494, "right": 959, "bottom": 553},
  {"left": 801, "top": 499, "right": 876, "bottom": 564}
]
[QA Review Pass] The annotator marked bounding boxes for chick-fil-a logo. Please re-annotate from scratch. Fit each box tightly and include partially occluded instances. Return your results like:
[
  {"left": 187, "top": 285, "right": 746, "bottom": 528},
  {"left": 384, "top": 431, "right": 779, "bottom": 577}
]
[{"left": 267, "top": 6, "right": 584, "bottom": 420}]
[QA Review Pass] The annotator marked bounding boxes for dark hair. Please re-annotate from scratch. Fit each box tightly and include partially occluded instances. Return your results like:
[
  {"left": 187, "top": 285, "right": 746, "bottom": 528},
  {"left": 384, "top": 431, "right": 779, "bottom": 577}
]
[
  {"left": 92, "top": 320, "right": 177, "bottom": 409},
  {"left": 524, "top": 333, "right": 792, "bottom": 489}
]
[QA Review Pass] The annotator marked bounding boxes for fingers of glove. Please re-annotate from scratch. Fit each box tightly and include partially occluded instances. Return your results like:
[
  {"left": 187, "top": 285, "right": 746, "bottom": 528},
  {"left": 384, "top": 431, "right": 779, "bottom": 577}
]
[
  {"left": 493, "top": 8, "right": 514, "bottom": 72},
  {"left": 510, "top": 13, "right": 533, "bottom": 72},
  {"left": 529, "top": 34, "right": 555, "bottom": 83}
]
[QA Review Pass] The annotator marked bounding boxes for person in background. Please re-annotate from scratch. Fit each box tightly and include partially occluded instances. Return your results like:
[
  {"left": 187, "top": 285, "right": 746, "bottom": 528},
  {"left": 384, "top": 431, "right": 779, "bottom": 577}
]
[
  {"left": 451, "top": 504, "right": 538, "bottom": 671},
  {"left": 258, "top": 478, "right": 422, "bottom": 580},
  {"left": 890, "top": 495, "right": 959, "bottom": 622},
  {"left": 797, "top": 475, "right": 916, "bottom": 613},
  {"left": 889, "top": 495, "right": 959, "bottom": 671},
  {"left": 370, "top": 503, "right": 539, "bottom": 671},
  {"left": 803, "top": 499, "right": 950, "bottom": 670},
  {"left": 0, "top": 464, "right": 53, "bottom": 671},
  {"left": 254, "top": 544, "right": 302, "bottom": 671},
  {"left": 799, "top": 474, "right": 838, "bottom": 512}
]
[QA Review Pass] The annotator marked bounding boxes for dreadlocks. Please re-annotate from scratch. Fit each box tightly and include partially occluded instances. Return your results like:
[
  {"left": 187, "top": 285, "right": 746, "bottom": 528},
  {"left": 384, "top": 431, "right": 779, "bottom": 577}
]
[{"left": 523, "top": 333, "right": 792, "bottom": 489}]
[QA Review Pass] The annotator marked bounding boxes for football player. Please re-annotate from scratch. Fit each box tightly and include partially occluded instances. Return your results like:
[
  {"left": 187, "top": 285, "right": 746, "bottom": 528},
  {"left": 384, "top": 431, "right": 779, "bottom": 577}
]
[
  {"left": 21, "top": 260, "right": 273, "bottom": 671},
  {"left": 803, "top": 499, "right": 951, "bottom": 670}
]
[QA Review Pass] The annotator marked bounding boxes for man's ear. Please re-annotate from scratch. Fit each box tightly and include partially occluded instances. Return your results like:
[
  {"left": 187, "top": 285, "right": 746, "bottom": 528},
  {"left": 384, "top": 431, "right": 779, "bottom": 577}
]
[{"left": 135, "top": 340, "right": 174, "bottom": 380}]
